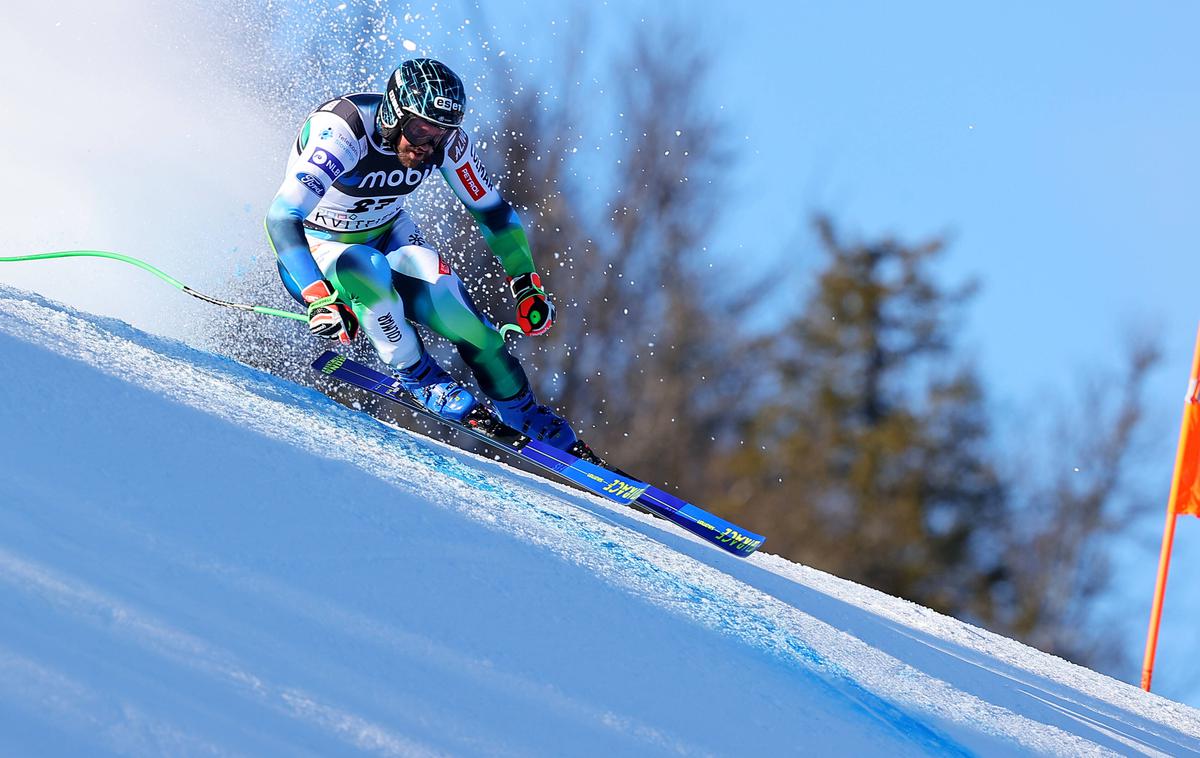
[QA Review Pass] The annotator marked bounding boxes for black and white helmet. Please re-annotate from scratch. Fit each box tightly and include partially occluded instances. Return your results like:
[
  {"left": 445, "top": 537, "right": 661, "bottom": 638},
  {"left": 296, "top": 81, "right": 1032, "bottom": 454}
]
[{"left": 377, "top": 58, "right": 466, "bottom": 145}]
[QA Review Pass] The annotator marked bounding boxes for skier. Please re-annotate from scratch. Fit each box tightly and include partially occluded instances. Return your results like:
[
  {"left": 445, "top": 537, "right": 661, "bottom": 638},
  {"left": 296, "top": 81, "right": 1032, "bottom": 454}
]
[{"left": 265, "top": 58, "right": 581, "bottom": 452}]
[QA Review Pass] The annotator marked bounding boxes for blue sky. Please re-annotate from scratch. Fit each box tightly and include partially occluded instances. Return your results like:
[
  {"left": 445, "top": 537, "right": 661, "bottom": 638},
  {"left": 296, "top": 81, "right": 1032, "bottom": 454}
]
[{"left": 448, "top": 1, "right": 1199, "bottom": 397}]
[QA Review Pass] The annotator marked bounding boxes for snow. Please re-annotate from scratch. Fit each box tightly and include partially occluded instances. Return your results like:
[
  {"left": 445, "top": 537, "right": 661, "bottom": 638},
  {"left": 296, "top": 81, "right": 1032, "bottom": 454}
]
[{"left": 1, "top": 283, "right": 1198, "bottom": 757}]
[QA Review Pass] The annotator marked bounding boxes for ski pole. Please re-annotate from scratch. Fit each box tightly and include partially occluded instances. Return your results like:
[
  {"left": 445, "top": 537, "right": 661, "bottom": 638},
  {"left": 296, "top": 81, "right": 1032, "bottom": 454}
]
[
  {"left": 0, "top": 250, "right": 309, "bottom": 322},
  {"left": 0, "top": 249, "right": 530, "bottom": 336}
]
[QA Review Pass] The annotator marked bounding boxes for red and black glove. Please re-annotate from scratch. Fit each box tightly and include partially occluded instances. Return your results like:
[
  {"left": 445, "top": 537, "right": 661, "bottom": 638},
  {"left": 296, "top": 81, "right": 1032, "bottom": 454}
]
[
  {"left": 508, "top": 272, "right": 555, "bottom": 336},
  {"left": 301, "top": 279, "right": 359, "bottom": 345}
]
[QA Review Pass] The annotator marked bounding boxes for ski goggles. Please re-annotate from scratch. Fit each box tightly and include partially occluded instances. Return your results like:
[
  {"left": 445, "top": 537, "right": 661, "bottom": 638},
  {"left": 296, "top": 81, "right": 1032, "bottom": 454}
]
[{"left": 400, "top": 114, "right": 452, "bottom": 147}]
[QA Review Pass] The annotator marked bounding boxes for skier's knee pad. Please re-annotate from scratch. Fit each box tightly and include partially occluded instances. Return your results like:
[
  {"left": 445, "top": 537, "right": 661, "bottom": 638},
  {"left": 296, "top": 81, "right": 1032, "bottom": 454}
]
[{"left": 330, "top": 245, "right": 396, "bottom": 307}]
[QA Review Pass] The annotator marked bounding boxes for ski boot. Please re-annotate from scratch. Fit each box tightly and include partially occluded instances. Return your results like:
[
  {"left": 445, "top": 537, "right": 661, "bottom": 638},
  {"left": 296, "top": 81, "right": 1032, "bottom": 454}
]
[
  {"left": 488, "top": 386, "right": 606, "bottom": 464},
  {"left": 395, "top": 351, "right": 478, "bottom": 422},
  {"left": 489, "top": 385, "right": 579, "bottom": 451}
]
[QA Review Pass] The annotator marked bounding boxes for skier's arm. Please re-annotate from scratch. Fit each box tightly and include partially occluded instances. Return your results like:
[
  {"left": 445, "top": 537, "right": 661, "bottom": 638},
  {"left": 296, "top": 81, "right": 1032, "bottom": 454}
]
[
  {"left": 470, "top": 199, "right": 535, "bottom": 278},
  {"left": 439, "top": 130, "right": 535, "bottom": 278},
  {"left": 264, "top": 110, "right": 361, "bottom": 290},
  {"left": 439, "top": 129, "right": 552, "bottom": 334},
  {"left": 264, "top": 196, "right": 321, "bottom": 288}
]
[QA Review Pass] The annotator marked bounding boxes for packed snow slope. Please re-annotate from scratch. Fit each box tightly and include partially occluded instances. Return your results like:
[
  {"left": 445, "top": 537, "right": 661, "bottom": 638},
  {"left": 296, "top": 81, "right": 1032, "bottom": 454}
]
[{"left": 0, "top": 285, "right": 1198, "bottom": 758}]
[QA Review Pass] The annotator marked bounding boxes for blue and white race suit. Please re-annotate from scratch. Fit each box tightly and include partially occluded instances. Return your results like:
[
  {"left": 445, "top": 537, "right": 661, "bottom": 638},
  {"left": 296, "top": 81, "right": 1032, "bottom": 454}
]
[{"left": 265, "top": 93, "right": 537, "bottom": 401}]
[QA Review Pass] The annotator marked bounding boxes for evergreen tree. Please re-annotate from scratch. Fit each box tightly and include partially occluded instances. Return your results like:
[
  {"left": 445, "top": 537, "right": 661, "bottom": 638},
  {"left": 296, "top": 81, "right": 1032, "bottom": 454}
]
[{"left": 726, "top": 216, "right": 1008, "bottom": 621}]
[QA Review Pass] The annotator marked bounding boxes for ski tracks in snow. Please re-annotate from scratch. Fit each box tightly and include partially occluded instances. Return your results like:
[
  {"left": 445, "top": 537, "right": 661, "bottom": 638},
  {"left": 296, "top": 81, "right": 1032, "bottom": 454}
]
[
  {"left": 3, "top": 287, "right": 1199, "bottom": 756},
  {"left": 0, "top": 547, "right": 449, "bottom": 758}
]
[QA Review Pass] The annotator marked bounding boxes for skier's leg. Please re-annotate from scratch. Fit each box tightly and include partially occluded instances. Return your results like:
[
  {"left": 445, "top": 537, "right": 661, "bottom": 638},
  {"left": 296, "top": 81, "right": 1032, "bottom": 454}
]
[
  {"left": 277, "top": 239, "right": 477, "bottom": 420},
  {"left": 278, "top": 239, "right": 422, "bottom": 369},
  {"left": 383, "top": 226, "right": 578, "bottom": 449},
  {"left": 384, "top": 236, "right": 526, "bottom": 400}
]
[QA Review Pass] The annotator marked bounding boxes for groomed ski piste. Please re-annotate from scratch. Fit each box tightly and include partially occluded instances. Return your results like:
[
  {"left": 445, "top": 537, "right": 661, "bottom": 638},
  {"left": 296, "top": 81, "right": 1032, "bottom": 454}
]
[{"left": 1, "top": 283, "right": 1198, "bottom": 758}]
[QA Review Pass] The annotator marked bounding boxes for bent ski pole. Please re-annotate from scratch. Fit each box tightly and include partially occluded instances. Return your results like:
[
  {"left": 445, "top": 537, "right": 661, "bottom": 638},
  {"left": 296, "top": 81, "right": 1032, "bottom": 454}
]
[
  {"left": 1, "top": 249, "right": 529, "bottom": 336},
  {"left": 0, "top": 250, "right": 309, "bottom": 322}
]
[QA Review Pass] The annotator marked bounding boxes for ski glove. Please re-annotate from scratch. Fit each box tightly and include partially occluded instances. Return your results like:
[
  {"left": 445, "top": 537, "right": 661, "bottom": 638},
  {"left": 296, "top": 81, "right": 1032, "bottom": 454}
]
[
  {"left": 302, "top": 279, "right": 359, "bottom": 345},
  {"left": 509, "top": 272, "right": 555, "bottom": 336}
]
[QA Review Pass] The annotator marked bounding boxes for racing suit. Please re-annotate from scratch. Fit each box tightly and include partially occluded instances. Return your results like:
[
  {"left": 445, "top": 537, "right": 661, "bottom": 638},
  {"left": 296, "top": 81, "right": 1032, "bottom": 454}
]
[{"left": 265, "top": 93, "right": 537, "bottom": 402}]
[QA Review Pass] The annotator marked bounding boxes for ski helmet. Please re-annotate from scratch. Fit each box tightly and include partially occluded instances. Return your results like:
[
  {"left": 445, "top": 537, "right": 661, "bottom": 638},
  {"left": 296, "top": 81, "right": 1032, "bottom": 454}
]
[{"left": 377, "top": 58, "right": 466, "bottom": 146}]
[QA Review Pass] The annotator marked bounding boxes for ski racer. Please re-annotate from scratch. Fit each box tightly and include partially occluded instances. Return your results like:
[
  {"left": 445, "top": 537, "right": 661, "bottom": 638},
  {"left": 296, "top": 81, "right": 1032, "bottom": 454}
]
[{"left": 265, "top": 58, "right": 581, "bottom": 451}]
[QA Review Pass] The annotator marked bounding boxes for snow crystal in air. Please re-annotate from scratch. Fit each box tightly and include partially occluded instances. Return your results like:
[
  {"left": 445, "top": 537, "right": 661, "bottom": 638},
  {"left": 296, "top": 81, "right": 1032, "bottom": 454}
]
[{"left": 403, "top": 39, "right": 418, "bottom": 51}]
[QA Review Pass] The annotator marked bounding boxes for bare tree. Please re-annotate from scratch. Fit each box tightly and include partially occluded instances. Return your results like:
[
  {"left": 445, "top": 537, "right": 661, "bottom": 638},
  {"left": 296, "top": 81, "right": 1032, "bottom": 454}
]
[
  {"left": 476, "top": 23, "right": 763, "bottom": 501},
  {"left": 993, "top": 337, "right": 1160, "bottom": 669}
]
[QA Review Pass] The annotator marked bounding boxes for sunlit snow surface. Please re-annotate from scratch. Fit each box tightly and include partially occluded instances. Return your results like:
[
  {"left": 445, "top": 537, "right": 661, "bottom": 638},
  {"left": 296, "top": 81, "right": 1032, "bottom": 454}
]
[{"left": 0, "top": 285, "right": 1198, "bottom": 757}]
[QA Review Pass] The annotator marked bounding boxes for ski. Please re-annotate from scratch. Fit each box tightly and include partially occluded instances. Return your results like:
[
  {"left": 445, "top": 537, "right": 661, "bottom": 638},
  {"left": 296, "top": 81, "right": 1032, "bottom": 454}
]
[{"left": 312, "top": 351, "right": 764, "bottom": 558}]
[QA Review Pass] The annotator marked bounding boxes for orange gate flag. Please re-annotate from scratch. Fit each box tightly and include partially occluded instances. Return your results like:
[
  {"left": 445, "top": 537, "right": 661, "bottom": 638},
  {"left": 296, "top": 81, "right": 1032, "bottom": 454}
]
[
  {"left": 1170, "top": 361, "right": 1200, "bottom": 517},
  {"left": 1142, "top": 324, "right": 1200, "bottom": 691}
]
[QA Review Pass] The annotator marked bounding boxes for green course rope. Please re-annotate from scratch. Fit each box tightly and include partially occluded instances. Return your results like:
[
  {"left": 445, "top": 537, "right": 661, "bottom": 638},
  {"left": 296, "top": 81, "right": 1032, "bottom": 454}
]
[{"left": 0, "top": 249, "right": 527, "bottom": 337}]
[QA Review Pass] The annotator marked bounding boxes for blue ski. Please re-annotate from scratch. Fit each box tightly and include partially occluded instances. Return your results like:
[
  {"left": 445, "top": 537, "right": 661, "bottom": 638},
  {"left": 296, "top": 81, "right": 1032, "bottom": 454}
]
[{"left": 312, "top": 351, "right": 764, "bottom": 558}]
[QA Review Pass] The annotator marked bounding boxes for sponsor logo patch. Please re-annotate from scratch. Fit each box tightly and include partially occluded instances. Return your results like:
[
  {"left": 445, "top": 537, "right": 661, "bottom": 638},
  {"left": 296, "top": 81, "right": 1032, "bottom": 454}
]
[
  {"left": 319, "top": 127, "right": 334, "bottom": 140},
  {"left": 358, "top": 165, "right": 433, "bottom": 190},
  {"left": 313, "top": 209, "right": 391, "bottom": 231},
  {"left": 377, "top": 312, "right": 404, "bottom": 343},
  {"left": 433, "top": 95, "right": 463, "bottom": 114},
  {"left": 296, "top": 172, "right": 326, "bottom": 197},
  {"left": 468, "top": 150, "right": 495, "bottom": 191},
  {"left": 447, "top": 130, "right": 468, "bottom": 163},
  {"left": 455, "top": 163, "right": 486, "bottom": 201},
  {"left": 308, "top": 149, "right": 344, "bottom": 181}
]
